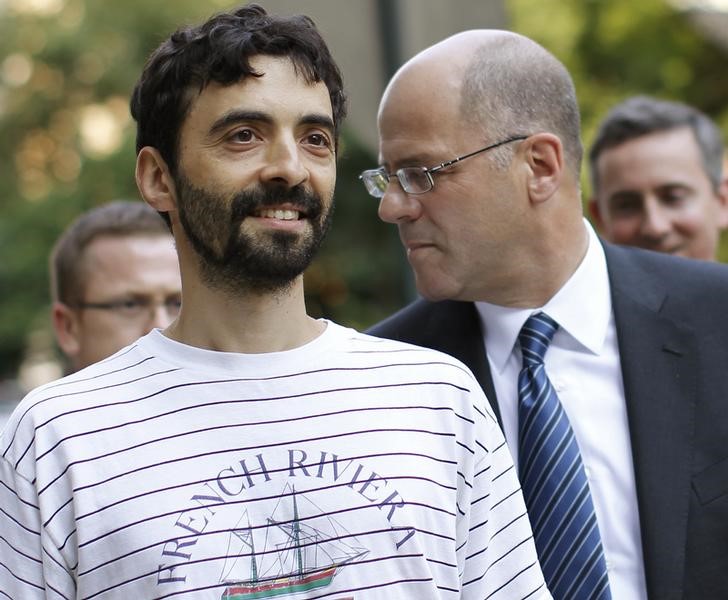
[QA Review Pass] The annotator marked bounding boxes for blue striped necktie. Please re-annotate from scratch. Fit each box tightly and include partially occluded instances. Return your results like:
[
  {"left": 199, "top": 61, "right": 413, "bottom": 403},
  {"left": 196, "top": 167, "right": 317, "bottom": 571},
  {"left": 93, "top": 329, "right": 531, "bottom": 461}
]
[{"left": 518, "top": 312, "right": 611, "bottom": 599}]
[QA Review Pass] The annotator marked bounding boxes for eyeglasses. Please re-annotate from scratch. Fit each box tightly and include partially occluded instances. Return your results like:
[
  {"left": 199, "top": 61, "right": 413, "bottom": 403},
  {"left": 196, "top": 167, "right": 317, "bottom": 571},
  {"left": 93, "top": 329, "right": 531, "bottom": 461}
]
[
  {"left": 359, "top": 135, "right": 529, "bottom": 198},
  {"left": 76, "top": 297, "right": 182, "bottom": 320}
]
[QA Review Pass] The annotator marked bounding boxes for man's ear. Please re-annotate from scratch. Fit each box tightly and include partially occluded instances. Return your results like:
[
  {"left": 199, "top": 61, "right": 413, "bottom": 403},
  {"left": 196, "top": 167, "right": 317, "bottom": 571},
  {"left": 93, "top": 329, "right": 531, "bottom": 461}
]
[
  {"left": 523, "top": 133, "right": 564, "bottom": 204},
  {"left": 588, "top": 197, "right": 606, "bottom": 230},
  {"left": 136, "top": 147, "right": 177, "bottom": 214},
  {"left": 52, "top": 302, "right": 81, "bottom": 360}
]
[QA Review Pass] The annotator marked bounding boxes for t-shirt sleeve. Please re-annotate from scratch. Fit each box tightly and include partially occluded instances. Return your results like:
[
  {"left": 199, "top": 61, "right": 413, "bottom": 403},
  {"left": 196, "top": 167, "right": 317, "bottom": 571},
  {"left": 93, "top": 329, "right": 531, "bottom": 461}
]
[
  {"left": 458, "top": 389, "right": 552, "bottom": 600},
  {"left": 0, "top": 455, "right": 75, "bottom": 599}
]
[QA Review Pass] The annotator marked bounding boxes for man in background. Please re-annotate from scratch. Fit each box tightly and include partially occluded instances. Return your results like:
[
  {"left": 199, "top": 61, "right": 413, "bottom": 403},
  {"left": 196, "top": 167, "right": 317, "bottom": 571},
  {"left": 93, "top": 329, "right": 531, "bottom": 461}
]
[
  {"left": 50, "top": 199, "right": 181, "bottom": 371},
  {"left": 366, "top": 30, "right": 728, "bottom": 599},
  {"left": 588, "top": 95, "right": 728, "bottom": 260}
]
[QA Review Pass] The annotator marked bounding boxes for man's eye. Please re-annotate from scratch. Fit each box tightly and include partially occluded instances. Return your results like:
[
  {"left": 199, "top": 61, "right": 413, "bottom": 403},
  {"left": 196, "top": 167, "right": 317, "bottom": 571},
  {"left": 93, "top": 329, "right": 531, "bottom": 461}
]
[
  {"left": 229, "top": 129, "right": 256, "bottom": 143},
  {"left": 306, "top": 133, "right": 331, "bottom": 148},
  {"left": 613, "top": 201, "right": 639, "bottom": 214},
  {"left": 660, "top": 188, "right": 689, "bottom": 205},
  {"left": 608, "top": 194, "right": 641, "bottom": 216},
  {"left": 120, "top": 299, "right": 144, "bottom": 310}
]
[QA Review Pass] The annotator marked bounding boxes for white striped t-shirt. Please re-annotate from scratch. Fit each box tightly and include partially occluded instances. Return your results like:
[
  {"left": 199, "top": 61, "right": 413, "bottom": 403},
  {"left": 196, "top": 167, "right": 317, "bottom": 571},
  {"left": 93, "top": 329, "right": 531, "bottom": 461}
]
[{"left": 0, "top": 321, "right": 550, "bottom": 599}]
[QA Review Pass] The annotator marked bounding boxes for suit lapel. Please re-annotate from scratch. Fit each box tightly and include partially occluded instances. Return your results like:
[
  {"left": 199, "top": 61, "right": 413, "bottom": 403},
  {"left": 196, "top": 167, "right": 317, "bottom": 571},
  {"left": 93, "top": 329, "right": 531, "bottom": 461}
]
[
  {"left": 605, "top": 243, "right": 696, "bottom": 599},
  {"left": 429, "top": 301, "right": 501, "bottom": 423}
]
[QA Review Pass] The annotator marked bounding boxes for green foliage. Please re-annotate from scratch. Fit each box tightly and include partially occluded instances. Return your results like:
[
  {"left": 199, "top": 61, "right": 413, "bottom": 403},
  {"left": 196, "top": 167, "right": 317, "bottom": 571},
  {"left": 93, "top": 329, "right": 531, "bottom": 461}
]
[
  {"left": 0, "top": 1, "right": 211, "bottom": 376},
  {"left": 509, "top": 0, "right": 728, "bottom": 132}
]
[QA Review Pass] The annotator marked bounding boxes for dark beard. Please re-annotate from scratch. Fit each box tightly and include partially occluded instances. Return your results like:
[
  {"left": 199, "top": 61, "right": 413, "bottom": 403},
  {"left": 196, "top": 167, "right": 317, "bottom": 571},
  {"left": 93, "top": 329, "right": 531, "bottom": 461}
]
[{"left": 174, "top": 173, "right": 334, "bottom": 295}]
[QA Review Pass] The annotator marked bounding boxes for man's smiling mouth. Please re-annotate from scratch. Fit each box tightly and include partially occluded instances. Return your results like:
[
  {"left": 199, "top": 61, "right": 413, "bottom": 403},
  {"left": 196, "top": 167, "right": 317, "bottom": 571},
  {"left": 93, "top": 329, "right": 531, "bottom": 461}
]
[{"left": 255, "top": 208, "right": 302, "bottom": 220}]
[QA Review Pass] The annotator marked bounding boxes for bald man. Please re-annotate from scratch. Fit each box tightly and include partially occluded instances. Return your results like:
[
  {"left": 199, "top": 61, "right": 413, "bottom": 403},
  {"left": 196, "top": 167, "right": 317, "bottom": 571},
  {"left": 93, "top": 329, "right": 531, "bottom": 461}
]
[{"left": 366, "top": 29, "right": 728, "bottom": 600}]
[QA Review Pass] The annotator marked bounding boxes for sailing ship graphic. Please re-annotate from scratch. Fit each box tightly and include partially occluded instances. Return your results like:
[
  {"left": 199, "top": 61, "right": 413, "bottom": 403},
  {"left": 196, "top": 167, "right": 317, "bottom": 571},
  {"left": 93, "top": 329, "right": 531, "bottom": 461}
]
[{"left": 220, "top": 484, "right": 368, "bottom": 599}]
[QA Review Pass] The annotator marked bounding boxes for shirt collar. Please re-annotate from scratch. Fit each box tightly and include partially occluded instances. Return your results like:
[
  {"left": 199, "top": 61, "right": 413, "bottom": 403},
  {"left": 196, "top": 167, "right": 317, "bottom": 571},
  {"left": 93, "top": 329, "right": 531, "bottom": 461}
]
[{"left": 475, "top": 220, "right": 612, "bottom": 372}]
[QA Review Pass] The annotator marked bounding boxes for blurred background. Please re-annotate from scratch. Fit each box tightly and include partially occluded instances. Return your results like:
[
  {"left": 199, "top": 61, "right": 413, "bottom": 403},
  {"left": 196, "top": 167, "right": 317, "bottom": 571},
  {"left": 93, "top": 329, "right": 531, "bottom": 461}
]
[{"left": 1, "top": 0, "right": 727, "bottom": 408}]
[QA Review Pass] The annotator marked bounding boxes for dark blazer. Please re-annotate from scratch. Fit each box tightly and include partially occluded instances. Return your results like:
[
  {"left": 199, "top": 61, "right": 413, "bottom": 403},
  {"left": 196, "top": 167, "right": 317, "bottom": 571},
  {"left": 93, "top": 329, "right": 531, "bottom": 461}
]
[{"left": 368, "top": 241, "right": 728, "bottom": 600}]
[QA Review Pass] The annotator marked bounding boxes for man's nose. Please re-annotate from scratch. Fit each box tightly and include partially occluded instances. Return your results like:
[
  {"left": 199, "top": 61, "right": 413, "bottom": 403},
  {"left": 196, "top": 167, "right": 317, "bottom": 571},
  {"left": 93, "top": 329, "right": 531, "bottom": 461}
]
[
  {"left": 377, "top": 179, "right": 423, "bottom": 224},
  {"left": 640, "top": 198, "right": 671, "bottom": 239},
  {"left": 259, "top": 138, "right": 308, "bottom": 188}
]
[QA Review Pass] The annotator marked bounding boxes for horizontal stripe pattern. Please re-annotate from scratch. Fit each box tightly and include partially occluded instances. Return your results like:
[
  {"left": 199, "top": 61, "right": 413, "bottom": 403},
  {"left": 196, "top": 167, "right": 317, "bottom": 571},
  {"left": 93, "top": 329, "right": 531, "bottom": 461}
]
[{"left": 1, "top": 323, "right": 549, "bottom": 599}]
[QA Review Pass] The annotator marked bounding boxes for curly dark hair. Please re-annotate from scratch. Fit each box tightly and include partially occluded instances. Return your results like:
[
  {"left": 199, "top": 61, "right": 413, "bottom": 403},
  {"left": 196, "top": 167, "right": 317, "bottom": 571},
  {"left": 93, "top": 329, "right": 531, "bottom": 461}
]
[{"left": 130, "top": 4, "right": 347, "bottom": 174}]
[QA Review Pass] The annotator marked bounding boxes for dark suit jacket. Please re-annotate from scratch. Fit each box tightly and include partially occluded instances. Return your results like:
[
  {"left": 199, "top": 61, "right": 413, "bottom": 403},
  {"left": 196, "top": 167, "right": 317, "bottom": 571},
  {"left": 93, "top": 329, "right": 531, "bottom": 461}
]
[{"left": 368, "top": 241, "right": 728, "bottom": 600}]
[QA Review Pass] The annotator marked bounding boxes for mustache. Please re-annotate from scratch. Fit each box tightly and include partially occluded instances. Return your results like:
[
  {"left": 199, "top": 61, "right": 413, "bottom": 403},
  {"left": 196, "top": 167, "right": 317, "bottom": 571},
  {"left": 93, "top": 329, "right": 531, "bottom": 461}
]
[{"left": 230, "top": 185, "right": 323, "bottom": 222}]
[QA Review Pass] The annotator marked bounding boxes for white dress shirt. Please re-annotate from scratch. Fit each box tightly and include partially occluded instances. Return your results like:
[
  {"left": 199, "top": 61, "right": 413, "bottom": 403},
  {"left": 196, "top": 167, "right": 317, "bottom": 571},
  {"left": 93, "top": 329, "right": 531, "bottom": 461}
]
[{"left": 475, "top": 221, "right": 647, "bottom": 600}]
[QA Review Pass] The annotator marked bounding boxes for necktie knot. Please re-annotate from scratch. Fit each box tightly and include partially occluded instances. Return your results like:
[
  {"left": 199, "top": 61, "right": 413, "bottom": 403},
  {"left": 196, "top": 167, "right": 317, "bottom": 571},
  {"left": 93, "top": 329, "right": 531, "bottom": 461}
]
[{"left": 519, "top": 312, "right": 558, "bottom": 366}]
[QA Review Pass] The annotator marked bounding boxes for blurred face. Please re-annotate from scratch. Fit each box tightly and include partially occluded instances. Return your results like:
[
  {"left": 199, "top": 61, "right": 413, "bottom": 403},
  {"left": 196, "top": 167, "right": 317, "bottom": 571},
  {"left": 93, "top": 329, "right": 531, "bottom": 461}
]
[
  {"left": 376, "top": 71, "right": 525, "bottom": 302},
  {"left": 591, "top": 127, "right": 728, "bottom": 260},
  {"left": 173, "top": 55, "right": 337, "bottom": 295},
  {"left": 54, "top": 234, "right": 181, "bottom": 371}
]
